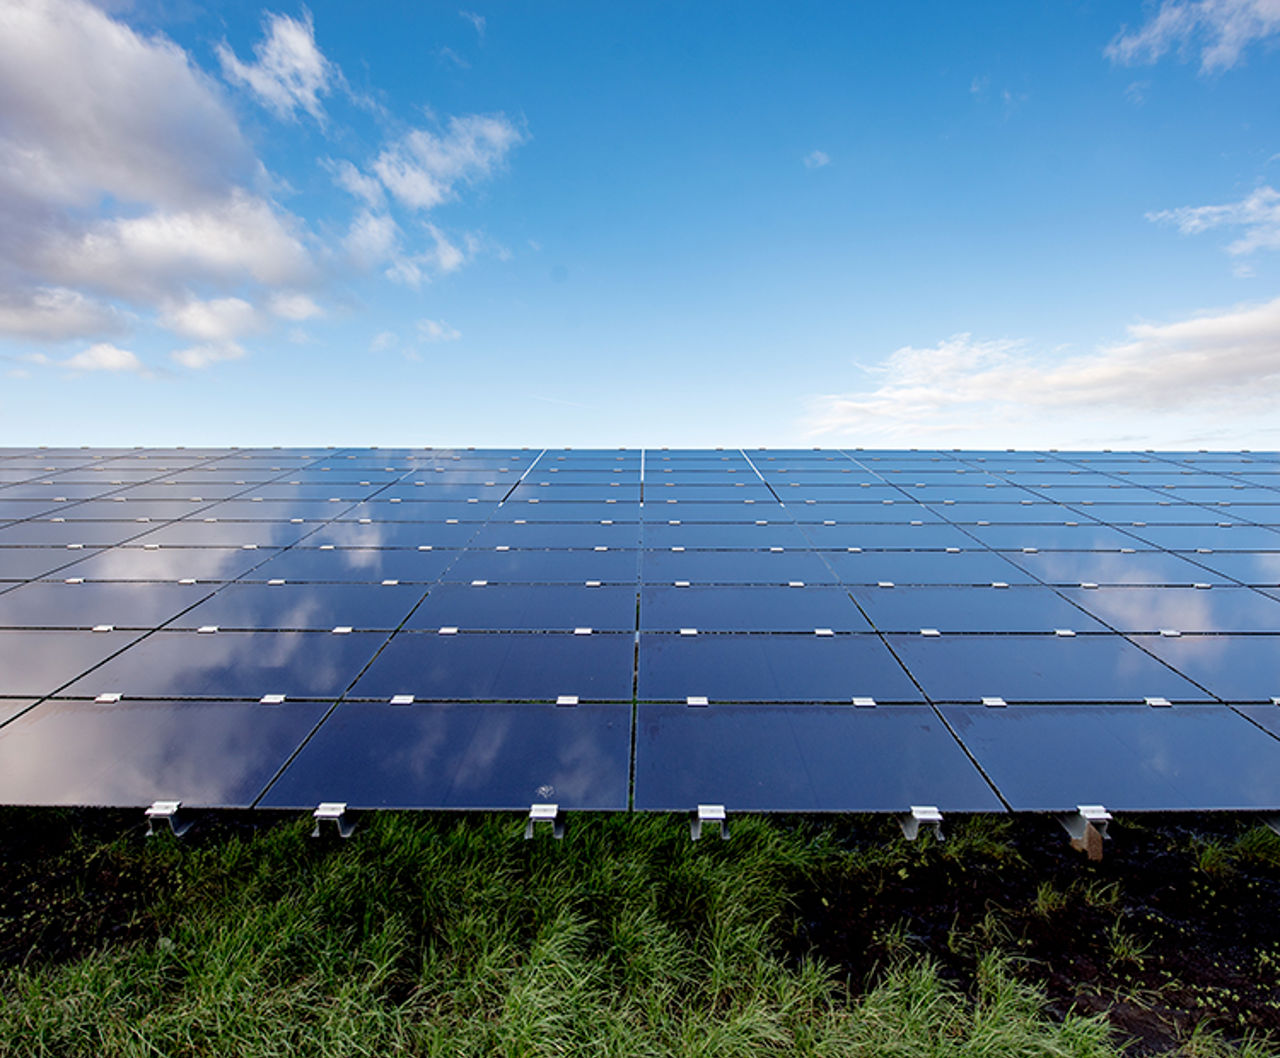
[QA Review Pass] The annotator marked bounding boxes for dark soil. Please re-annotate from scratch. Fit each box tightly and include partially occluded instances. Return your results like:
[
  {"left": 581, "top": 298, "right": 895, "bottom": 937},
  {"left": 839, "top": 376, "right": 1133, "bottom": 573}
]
[{"left": 786, "top": 814, "right": 1280, "bottom": 1054}]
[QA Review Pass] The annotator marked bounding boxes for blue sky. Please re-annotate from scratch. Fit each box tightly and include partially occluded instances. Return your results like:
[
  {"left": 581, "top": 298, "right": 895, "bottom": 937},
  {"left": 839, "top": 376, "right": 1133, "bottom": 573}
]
[{"left": 2, "top": 0, "right": 1279, "bottom": 448}]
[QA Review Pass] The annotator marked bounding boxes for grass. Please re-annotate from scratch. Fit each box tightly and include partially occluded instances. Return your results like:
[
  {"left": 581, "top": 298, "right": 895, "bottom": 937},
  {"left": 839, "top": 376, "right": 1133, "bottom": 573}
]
[{"left": 0, "top": 810, "right": 1276, "bottom": 1057}]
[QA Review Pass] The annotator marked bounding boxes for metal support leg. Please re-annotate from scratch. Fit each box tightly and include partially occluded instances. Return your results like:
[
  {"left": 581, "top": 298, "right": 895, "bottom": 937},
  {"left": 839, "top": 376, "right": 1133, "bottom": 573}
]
[
  {"left": 145, "top": 800, "right": 193, "bottom": 838},
  {"left": 525, "top": 803, "right": 564, "bottom": 840},
  {"left": 691, "top": 804, "right": 728, "bottom": 841},
  {"left": 1057, "top": 804, "right": 1112, "bottom": 862},
  {"left": 899, "top": 805, "right": 944, "bottom": 842},
  {"left": 312, "top": 802, "right": 356, "bottom": 839}
]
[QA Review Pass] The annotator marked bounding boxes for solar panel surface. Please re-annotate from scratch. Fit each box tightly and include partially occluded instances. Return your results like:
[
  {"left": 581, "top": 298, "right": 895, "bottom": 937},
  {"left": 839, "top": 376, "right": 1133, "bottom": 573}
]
[{"left": 1, "top": 446, "right": 1279, "bottom": 818}]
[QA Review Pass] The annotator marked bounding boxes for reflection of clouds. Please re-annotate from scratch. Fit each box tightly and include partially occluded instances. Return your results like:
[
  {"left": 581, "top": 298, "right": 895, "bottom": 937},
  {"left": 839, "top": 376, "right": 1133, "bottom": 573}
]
[
  {"left": 0, "top": 701, "right": 320, "bottom": 806},
  {"left": 66, "top": 547, "right": 263, "bottom": 581},
  {"left": 0, "top": 630, "right": 139, "bottom": 695},
  {"left": 311, "top": 522, "right": 389, "bottom": 549},
  {"left": 69, "top": 630, "right": 376, "bottom": 697},
  {"left": 1072, "top": 588, "right": 1215, "bottom": 632}
]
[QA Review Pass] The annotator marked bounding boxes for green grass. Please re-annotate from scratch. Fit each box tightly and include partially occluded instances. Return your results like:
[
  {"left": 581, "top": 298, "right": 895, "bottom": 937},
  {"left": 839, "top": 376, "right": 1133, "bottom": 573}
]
[{"left": 0, "top": 811, "right": 1273, "bottom": 1057}]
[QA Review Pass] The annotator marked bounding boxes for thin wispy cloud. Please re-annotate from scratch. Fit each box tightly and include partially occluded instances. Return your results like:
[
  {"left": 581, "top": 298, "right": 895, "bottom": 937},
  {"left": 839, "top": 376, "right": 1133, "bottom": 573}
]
[
  {"left": 805, "top": 296, "right": 1280, "bottom": 446},
  {"left": 803, "top": 150, "right": 830, "bottom": 169},
  {"left": 417, "top": 318, "right": 462, "bottom": 343},
  {"left": 1107, "top": 0, "right": 1280, "bottom": 73},
  {"left": 460, "top": 10, "right": 486, "bottom": 38},
  {"left": 217, "top": 10, "right": 335, "bottom": 121},
  {"left": 1147, "top": 186, "right": 1280, "bottom": 255}
]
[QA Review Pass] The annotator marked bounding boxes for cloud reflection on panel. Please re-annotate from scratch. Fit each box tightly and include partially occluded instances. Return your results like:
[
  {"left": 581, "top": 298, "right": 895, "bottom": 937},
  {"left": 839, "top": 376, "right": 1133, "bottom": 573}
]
[
  {"left": 57, "top": 630, "right": 388, "bottom": 700},
  {"left": 0, "top": 699, "right": 329, "bottom": 807},
  {"left": 258, "top": 704, "right": 632, "bottom": 811},
  {"left": 62, "top": 546, "right": 270, "bottom": 582}
]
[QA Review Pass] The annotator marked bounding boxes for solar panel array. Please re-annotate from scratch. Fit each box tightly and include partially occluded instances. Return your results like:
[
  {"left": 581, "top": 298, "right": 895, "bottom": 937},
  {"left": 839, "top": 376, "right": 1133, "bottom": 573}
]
[{"left": 1, "top": 446, "right": 1279, "bottom": 819}]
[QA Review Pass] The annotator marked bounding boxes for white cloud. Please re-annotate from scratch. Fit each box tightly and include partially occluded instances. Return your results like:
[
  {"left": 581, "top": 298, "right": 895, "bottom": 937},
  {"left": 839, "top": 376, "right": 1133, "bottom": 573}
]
[
  {"left": 1147, "top": 185, "right": 1280, "bottom": 255},
  {"left": 64, "top": 342, "right": 144, "bottom": 373},
  {"left": 417, "top": 318, "right": 461, "bottom": 343},
  {"left": 0, "top": 0, "right": 256, "bottom": 210},
  {"left": 386, "top": 225, "right": 469, "bottom": 287},
  {"left": 0, "top": 0, "right": 321, "bottom": 366},
  {"left": 269, "top": 291, "right": 323, "bottom": 321},
  {"left": 170, "top": 342, "right": 246, "bottom": 370},
  {"left": 159, "top": 295, "right": 260, "bottom": 341},
  {"left": 344, "top": 209, "right": 400, "bottom": 269},
  {"left": 371, "top": 114, "right": 525, "bottom": 211},
  {"left": 805, "top": 296, "right": 1280, "bottom": 446},
  {"left": 370, "top": 330, "right": 398, "bottom": 352},
  {"left": 1106, "top": 0, "right": 1280, "bottom": 73},
  {"left": 327, "top": 158, "right": 384, "bottom": 207},
  {"left": 803, "top": 150, "right": 830, "bottom": 169},
  {"left": 217, "top": 10, "right": 334, "bottom": 121},
  {"left": 0, "top": 286, "right": 126, "bottom": 341},
  {"left": 460, "top": 10, "right": 485, "bottom": 37},
  {"left": 38, "top": 189, "right": 314, "bottom": 302}
]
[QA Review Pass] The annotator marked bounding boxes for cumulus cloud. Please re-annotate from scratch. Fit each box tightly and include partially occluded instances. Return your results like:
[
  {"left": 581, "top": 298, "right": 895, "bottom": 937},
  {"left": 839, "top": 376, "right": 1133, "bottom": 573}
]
[
  {"left": 805, "top": 296, "right": 1280, "bottom": 446},
  {"left": 0, "top": 0, "right": 257, "bottom": 210},
  {"left": 344, "top": 209, "right": 400, "bottom": 269},
  {"left": 171, "top": 342, "right": 246, "bottom": 370},
  {"left": 0, "top": 287, "right": 127, "bottom": 341},
  {"left": 32, "top": 189, "right": 314, "bottom": 302},
  {"left": 0, "top": 0, "right": 321, "bottom": 366},
  {"left": 268, "top": 291, "right": 323, "bottom": 320},
  {"left": 217, "top": 10, "right": 335, "bottom": 121},
  {"left": 1106, "top": 0, "right": 1280, "bottom": 73},
  {"left": 1147, "top": 185, "right": 1280, "bottom": 255},
  {"left": 417, "top": 318, "right": 461, "bottom": 343},
  {"left": 64, "top": 342, "right": 144, "bottom": 373},
  {"left": 803, "top": 150, "right": 830, "bottom": 169},
  {"left": 158, "top": 295, "right": 261, "bottom": 341}
]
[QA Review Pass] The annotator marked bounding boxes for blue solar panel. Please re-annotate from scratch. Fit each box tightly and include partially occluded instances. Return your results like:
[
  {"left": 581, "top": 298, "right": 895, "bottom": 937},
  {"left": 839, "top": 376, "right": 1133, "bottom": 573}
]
[{"left": 0, "top": 445, "right": 1278, "bottom": 817}]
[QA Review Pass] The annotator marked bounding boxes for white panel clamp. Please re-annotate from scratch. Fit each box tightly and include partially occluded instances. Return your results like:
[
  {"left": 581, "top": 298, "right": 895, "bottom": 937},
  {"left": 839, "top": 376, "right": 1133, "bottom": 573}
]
[
  {"left": 145, "top": 800, "right": 193, "bottom": 838},
  {"left": 899, "top": 805, "right": 943, "bottom": 842},
  {"left": 1057, "top": 804, "right": 1112, "bottom": 861},
  {"left": 525, "top": 802, "right": 564, "bottom": 840},
  {"left": 312, "top": 801, "right": 356, "bottom": 839},
  {"left": 691, "top": 803, "right": 728, "bottom": 842}
]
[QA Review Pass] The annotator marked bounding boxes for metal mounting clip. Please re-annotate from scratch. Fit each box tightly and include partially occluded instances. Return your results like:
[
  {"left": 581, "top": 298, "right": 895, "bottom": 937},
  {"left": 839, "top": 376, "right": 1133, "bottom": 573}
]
[
  {"left": 145, "top": 800, "right": 193, "bottom": 838},
  {"left": 691, "top": 804, "right": 728, "bottom": 841},
  {"left": 899, "top": 805, "right": 944, "bottom": 842},
  {"left": 525, "top": 803, "right": 564, "bottom": 840},
  {"left": 312, "top": 801, "right": 356, "bottom": 839},
  {"left": 1058, "top": 804, "right": 1112, "bottom": 861}
]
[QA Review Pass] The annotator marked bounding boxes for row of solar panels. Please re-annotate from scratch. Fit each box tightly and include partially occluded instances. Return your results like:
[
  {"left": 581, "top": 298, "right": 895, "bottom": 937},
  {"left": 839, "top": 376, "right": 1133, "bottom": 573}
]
[
  {"left": 1, "top": 448, "right": 1278, "bottom": 818},
  {"left": 3, "top": 697, "right": 1280, "bottom": 817}
]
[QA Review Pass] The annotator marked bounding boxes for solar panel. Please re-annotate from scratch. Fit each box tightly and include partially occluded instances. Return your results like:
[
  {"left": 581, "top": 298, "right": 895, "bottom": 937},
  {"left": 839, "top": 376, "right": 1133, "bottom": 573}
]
[{"left": 1, "top": 445, "right": 1279, "bottom": 821}]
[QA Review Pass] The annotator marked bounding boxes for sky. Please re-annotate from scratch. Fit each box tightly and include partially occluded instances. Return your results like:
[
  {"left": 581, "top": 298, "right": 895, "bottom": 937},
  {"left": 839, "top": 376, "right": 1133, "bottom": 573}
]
[{"left": 1, "top": 0, "right": 1279, "bottom": 449}]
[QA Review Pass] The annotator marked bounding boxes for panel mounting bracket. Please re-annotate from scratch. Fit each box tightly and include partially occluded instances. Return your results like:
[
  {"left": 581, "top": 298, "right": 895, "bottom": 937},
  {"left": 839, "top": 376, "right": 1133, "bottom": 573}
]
[
  {"left": 525, "top": 802, "right": 564, "bottom": 840},
  {"left": 145, "top": 800, "right": 193, "bottom": 838},
  {"left": 312, "top": 801, "right": 356, "bottom": 839},
  {"left": 1057, "top": 804, "right": 1111, "bottom": 861},
  {"left": 691, "top": 803, "right": 728, "bottom": 842},
  {"left": 899, "top": 805, "right": 943, "bottom": 842}
]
